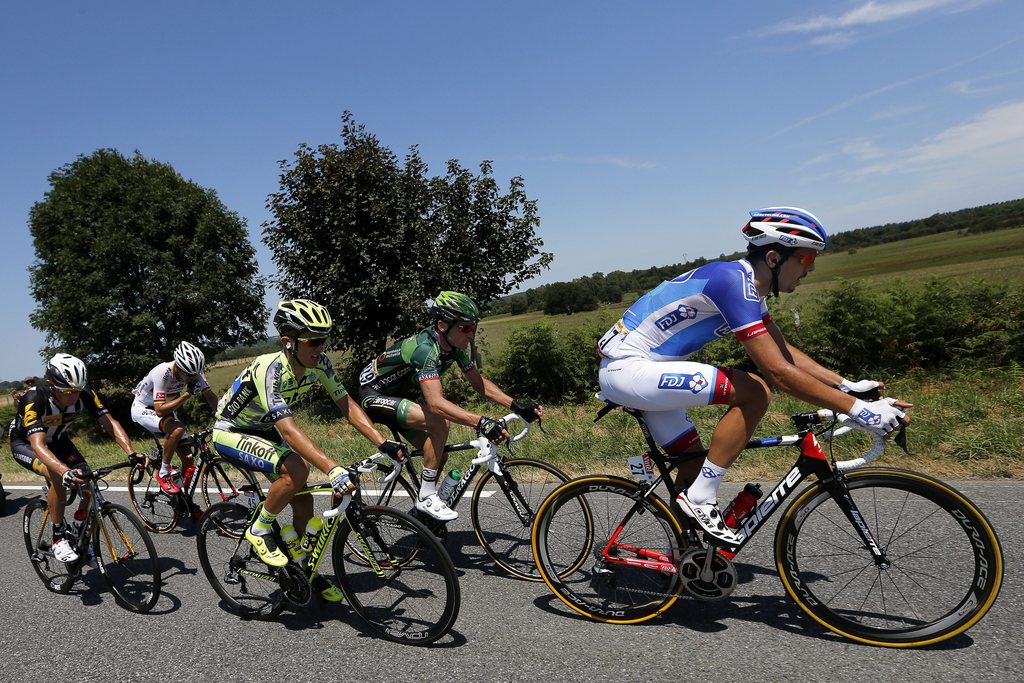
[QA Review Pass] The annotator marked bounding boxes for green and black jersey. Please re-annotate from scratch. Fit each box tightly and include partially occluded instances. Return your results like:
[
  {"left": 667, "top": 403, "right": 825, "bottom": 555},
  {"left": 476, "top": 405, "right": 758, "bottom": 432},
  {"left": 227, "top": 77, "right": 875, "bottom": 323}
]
[
  {"left": 358, "top": 327, "right": 475, "bottom": 400},
  {"left": 214, "top": 351, "right": 349, "bottom": 432}
]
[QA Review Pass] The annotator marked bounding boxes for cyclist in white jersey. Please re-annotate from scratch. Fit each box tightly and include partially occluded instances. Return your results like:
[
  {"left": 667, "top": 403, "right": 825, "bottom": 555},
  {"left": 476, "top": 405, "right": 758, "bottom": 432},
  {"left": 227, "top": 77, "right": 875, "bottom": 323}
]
[
  {"left": 598, "top": 207, "right": 911, "bottom": 546},
  {"left": 131, "top": 341, "right": 219, "bottom": 498}
]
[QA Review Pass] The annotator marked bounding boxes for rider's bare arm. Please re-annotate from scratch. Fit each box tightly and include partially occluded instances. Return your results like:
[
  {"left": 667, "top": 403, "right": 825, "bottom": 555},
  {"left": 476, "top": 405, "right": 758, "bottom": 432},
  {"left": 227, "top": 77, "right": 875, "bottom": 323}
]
[
  {"left": 275, "top": 415, "right": 338, "bottom": 476},
  {"left": 462, "top": 367, "right": 514, "bottom": 409},
  {"left": 742, "top": 332, "right": 856, "bottom": 414},
  {"left": 420, "top": 378, "right": 484, "bottom": 428},
  {"left": 28, "top": 431, "right": 70, "bottom": 478},
  {"left": 97, "top": 413, "right": 136, "bottom": 456},
  {"left": 764, "top": 321, "right": 843, "bottom": 387},
  {"left": 334, "top": 394, "right": 391, "bottom": 449}
]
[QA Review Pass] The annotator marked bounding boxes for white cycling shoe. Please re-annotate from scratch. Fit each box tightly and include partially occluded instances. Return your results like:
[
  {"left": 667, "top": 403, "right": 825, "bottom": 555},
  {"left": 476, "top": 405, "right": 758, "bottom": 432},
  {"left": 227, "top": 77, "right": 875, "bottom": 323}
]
[
  {"left": 51, "top": 537, "right": 80, "bottom": 563},
  {"left": 414, "top": 494, "right": 458, "bottom": 522},
  {"left": 676, "top": 489, "right": 742, "bottom": 547}
]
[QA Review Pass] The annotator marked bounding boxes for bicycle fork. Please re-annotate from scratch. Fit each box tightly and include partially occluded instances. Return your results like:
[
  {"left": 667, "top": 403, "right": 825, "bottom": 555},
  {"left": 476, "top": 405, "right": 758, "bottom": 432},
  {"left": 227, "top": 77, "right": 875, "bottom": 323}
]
[{"left": 820, "top": 474, "right": 891, "bottom": 569}]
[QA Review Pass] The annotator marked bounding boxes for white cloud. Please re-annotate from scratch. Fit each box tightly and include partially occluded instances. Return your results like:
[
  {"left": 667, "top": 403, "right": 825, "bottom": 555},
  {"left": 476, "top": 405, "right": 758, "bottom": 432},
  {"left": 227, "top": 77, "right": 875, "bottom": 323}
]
[
  {"left": 781, "top": 0, "right": 981, "bottom": 34},
  {"left": 843, "top": 140, "right": 886, "bottom": 160},
  {"left": 854, "top": 100, "right": 1024, "bottom": 175}
]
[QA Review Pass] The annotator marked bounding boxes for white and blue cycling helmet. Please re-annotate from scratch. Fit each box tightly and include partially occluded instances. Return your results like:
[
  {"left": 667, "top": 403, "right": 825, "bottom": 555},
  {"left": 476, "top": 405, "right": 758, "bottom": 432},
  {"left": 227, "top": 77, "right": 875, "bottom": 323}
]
[{"left": 741, "top": 207, "right": 828, "bottom": 252}]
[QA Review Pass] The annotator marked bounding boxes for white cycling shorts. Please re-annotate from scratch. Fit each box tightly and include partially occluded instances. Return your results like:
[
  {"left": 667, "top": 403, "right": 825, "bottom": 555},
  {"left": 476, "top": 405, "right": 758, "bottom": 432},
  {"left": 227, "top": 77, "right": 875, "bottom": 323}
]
[
  {"left": 598, "top": 357, "right": 733, "bottom": 453},
  {"left": 131, "top": 402, "right": 181, "bottom": 437}
]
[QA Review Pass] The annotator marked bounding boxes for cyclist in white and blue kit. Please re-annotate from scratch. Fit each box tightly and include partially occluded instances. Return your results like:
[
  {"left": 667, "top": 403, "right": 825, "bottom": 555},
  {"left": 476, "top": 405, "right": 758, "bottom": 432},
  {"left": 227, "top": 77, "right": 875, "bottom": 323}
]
[{"left": 598, "top": 207, "right": 911, "bottom": 546}]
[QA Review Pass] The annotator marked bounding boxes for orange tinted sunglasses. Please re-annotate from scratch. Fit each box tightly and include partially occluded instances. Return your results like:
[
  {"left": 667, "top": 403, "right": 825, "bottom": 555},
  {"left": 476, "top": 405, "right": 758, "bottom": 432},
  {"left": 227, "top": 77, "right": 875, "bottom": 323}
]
[{"left": 795, "top": 252, "right": 817, "bottom": 266}]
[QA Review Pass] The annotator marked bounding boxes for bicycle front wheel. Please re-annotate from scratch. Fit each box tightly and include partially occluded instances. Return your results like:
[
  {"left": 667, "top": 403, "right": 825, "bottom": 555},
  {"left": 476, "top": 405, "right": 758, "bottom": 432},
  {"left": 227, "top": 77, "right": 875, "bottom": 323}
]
[
  {"left": 94, "top": 503, "right": 161, "bottom": 613},
  {"left": 197, "top": 502, "right": 286, "bottom": 619},
  {"left": 128, "top": 463, "right": 180, "bottom": 533},
  {"left": 333, "top": 506, "right": 460, "bottom": 645},
  {"left": 22, "top": 499, "right": 77, "bottom": 594},
  {"left": 776, "top": 468, "right": 1004, "bottom": 647},
  {"left": 471, "top": 457, "right": 571, "bottom": 581},
  {"left": 532, "top": 475, "right": 687, "bottom": 623}
]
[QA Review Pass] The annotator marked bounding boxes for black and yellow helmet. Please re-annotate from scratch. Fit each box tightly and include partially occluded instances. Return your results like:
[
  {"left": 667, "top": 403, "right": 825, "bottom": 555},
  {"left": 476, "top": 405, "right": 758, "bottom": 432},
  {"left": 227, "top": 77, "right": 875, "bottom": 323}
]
[
  {"left": 273, "top": 299, "right": 333, "bottom": 338},
  {"left": 428, "top": 291, "right": 480, "bottom": 323}
]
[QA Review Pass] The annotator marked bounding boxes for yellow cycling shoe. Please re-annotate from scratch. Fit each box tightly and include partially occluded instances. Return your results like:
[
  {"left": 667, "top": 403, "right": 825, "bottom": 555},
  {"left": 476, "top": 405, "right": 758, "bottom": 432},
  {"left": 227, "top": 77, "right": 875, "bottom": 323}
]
[
  {"left": 245, "top": 528, "right": 289, "bottom": 567},
  {"left": 313, "top": 575, "right": 345, "bottom": 603}
]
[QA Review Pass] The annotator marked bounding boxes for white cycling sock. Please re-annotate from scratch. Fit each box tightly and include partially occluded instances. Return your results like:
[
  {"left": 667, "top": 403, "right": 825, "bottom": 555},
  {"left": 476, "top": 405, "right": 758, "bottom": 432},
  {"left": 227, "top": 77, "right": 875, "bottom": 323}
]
[
  {"left": 420, "top": 468, "right": 439, "bottom": 500},
  {"left": 686, "top": 460, "right": 728, "bottom": 505},
  {"left": 159, "top": 463, "right": 171, "bottom": 477}
]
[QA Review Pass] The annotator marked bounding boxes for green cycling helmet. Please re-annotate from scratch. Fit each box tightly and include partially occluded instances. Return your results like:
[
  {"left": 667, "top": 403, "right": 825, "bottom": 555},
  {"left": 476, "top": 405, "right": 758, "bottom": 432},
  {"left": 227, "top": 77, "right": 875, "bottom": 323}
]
[
  {"left": 428, "top": 291, "right": 480, "bottom": 323},
  {"left": 273, "top": 299, "right": 333, "bottom": 337}
]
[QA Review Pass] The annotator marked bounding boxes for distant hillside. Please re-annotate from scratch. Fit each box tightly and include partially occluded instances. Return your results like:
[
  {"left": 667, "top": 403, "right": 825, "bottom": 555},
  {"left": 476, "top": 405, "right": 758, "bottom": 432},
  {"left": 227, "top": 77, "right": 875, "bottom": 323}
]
[{"left": 486, "top": 197, "right": 1024, "bottom": 317}]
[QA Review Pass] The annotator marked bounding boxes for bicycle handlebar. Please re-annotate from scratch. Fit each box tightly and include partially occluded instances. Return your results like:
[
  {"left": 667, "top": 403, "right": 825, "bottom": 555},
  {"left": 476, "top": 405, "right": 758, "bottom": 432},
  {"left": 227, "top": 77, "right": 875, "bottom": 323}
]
[
  {"left": 814, "top": 410, "right": 888, "bottom": 471},
  {"left": 322, "top": 494, "right": 353, "bottom": 520},
  {"left": 470, "top": 413, "right": 529, "bottom": 465}
]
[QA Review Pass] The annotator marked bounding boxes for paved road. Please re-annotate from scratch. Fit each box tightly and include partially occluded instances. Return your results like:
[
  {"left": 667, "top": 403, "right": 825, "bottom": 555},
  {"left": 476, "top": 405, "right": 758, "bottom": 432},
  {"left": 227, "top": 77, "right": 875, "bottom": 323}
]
[{"left": 0, "top": 480, "right": 1019, "bottom": 682}]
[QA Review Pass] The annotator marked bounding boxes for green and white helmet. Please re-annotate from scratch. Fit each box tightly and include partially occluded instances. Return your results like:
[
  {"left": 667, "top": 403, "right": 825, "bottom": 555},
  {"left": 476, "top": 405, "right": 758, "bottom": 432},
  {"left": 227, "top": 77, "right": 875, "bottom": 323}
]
[
  {"left": 427, "top": 291, "right": 480, "bottom": 323},
  {"left": 273, "top": 299, "right": 333, "bottom": 337}
]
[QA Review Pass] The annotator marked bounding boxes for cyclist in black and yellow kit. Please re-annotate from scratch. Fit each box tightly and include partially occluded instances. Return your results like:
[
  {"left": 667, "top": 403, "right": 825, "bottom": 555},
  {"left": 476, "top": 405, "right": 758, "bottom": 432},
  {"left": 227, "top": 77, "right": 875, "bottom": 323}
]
[
  {"left": 8, "top": 354, "right": 142, "bottom": 562},
  {"left": 212, "top": 300, "right": 405, "bottom": 600},
  {"left": 358, "top": 291, "right": 543, "bottom": 521}
]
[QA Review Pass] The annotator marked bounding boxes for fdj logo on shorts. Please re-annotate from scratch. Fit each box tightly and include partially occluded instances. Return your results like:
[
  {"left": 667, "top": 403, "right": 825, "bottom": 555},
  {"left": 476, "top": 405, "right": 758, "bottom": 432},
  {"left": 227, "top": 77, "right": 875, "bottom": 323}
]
[
  {"left": 658, "top": 372, "right": 708, "bottom": 393},
  {"left": 655, "top": 304, "right": 698, "bottom": 331}
]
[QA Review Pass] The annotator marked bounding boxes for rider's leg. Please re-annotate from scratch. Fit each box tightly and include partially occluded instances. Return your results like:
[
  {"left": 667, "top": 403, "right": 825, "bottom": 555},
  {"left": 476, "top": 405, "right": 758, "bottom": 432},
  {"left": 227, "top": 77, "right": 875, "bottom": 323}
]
[
  {"left": 404, "top": 403, "right": 450, "bottom": 500},
  {"left": 161, "top": 420, "right": 187, "bottom": 475},
  {"left": 686, "top": 370, "right": 771, "bottom": 505}
]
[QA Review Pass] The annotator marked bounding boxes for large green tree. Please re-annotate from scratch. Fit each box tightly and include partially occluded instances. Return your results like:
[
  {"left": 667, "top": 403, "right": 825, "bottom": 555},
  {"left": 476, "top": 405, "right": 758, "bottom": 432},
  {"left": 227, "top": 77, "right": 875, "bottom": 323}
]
[
  {"left": 29, "top": 149, "right": 267, "bottom": 386},
  {"left": 264, "top": 112, "right": 552, "bottom": 362}
]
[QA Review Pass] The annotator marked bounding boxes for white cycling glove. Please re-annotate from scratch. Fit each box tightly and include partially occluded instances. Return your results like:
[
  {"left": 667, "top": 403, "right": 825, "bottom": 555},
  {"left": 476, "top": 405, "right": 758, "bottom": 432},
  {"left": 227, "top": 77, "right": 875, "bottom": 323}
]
[
  {"left": 849, "top": 398, "right": 905, "bottom": 435},
  {"left": 838, "top": 378, "right": 880, "bottom": 394}
]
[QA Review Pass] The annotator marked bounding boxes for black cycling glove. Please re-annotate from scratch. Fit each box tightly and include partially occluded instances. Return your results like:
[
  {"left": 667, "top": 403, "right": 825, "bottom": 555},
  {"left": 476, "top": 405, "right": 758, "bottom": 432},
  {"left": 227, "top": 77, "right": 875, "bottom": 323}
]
[
  {"left": 476, "top": 416, "right": 506, "bottom": 441},
  {"left": 378, "top": 439, "right": 407, "bottom": 461},
  {"left": 510, "top": 398, "right": 541, "bottom": 423}
]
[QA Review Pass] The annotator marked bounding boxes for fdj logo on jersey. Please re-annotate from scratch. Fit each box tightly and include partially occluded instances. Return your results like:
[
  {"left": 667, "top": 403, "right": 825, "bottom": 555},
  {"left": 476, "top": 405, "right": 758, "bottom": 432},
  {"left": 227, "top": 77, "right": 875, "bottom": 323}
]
[
  {"left": 658, "top": 372, "right": 708, "bottom": 393},
  {"left": 655, "top": 304, "right": 697, "bottom": 331}
]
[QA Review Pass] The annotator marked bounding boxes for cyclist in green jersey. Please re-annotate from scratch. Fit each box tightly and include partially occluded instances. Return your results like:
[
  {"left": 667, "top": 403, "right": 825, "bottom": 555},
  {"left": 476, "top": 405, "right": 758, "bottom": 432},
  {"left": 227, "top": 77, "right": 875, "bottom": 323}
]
[
  {"left": 358, "top": 291, "right": 543, "bottom": 521},
  {"left": 213, "top": 300, "right": 406, "bottom": 599}
]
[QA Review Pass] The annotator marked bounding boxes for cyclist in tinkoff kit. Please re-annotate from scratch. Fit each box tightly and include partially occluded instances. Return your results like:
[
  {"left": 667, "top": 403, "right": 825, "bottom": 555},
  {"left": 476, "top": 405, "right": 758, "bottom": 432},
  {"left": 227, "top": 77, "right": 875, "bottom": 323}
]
[{"left": 211, "top": 299, "right": 406, "bottom": 601}]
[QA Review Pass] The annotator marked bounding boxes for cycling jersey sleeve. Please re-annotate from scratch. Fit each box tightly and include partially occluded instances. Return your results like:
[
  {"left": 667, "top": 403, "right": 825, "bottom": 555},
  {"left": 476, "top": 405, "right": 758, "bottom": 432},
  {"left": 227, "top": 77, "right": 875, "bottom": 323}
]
[
  {"left": 312, "top": 354, "right": 349, "bottom": 401},
  {"left": 19, "top": 392, "right": 47, "bottom": 438},
  {"left": 263, "top": 357, "right": 294, "bottom": 423},
  {"left": 702, "top": 262, "right": 770, "bottom": 342},
  {"left": 411, "top": 343, "right": 443, "bottom": 384},
  {"left": 82, "top": 388, "right": 111, "bottom": 420}
]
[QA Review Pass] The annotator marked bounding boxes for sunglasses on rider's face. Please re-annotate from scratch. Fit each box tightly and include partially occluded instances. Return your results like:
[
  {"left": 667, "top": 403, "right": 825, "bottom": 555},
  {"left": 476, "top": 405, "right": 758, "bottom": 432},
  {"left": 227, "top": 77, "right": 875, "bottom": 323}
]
[
  {"left": 54, "top": 387, "right": 82, "bottom": 396},
  {"left": 795, "top": 252, "right": 817, "bottom": 266},
  {"left": 455, "top": 323, "right": 477, "bottom": 334},
  {"left": 297, "top": 336, "right": 328, "bottom": 348}
]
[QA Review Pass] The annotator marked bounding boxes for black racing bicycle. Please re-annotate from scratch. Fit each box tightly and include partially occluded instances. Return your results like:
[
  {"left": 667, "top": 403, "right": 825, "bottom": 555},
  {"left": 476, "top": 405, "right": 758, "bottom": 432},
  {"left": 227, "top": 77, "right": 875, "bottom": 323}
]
[
  {"left": 23, "top": 459, "right": 161, "bottom": 613},
  {"left": 355, "top": 413, "right": 569, "bottom": 580},
  {"left": 531, "top": 398, "right": 1003, "bottom": 648},
  {"left": 128, "top": 427, "right": 262, "bottom": 533},
  {"left": 196, "top": 460, "right": 460, "bottom": 645}
]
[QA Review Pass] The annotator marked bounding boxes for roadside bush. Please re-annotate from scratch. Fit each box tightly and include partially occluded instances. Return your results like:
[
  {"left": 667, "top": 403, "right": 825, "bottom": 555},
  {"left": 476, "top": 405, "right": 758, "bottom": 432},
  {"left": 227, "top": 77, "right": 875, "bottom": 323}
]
[{"left": 490, "top": 321, "right": 602, "bottom": 403}]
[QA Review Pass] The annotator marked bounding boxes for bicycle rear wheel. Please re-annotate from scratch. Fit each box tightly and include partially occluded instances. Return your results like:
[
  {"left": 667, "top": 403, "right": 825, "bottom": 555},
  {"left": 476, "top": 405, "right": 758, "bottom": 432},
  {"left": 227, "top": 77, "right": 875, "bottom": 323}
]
[
  {"left": 128, "top": 463, "right": 180, "bottom": 533},
  {"left": 776, "top": 468, "right": 1004, "bottom": 647},
  {"left": 197, "top": 502, "right": 286, "bottom": 619},
  {"left": 94, "top": 503, "right": 161, "bottom": 612},
  {"left": 333, "top": 506, "right": 460, "bottom": 645},
  {"left": 22, "top": 499, "right": 77, "bottom": 593},
  {"left": 532, "top": 475, "right": 687, "bottom": 623},
  {"left": 470, "top": 457, "right": 571, "bottom": 581}
]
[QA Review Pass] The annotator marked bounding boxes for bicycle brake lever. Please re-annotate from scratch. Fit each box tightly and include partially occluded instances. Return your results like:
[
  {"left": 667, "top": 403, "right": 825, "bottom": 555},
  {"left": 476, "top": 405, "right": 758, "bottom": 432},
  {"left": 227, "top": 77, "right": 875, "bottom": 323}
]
[
  {"left": 894, "top": 425, "right": 909, "bottom": 454},
  {"left": 535, "top": 416, "right": 547, "bottom": 435}
]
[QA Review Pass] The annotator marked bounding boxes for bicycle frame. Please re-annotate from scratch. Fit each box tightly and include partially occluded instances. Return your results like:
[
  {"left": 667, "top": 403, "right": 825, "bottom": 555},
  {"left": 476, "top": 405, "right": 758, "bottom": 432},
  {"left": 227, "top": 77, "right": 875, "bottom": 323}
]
[
  {"left": 368, "top": 413, "right": 533, "bottom": 515},
  {"left": 601, "top": 406, "right": 893, "bottom": 568}
]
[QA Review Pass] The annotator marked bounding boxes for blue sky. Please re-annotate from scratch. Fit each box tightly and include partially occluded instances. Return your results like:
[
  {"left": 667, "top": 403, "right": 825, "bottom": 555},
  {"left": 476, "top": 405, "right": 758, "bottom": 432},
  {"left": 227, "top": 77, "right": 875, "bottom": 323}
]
[{"left": 3, "top": 0, "right": 1023, "bottom": 380}]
